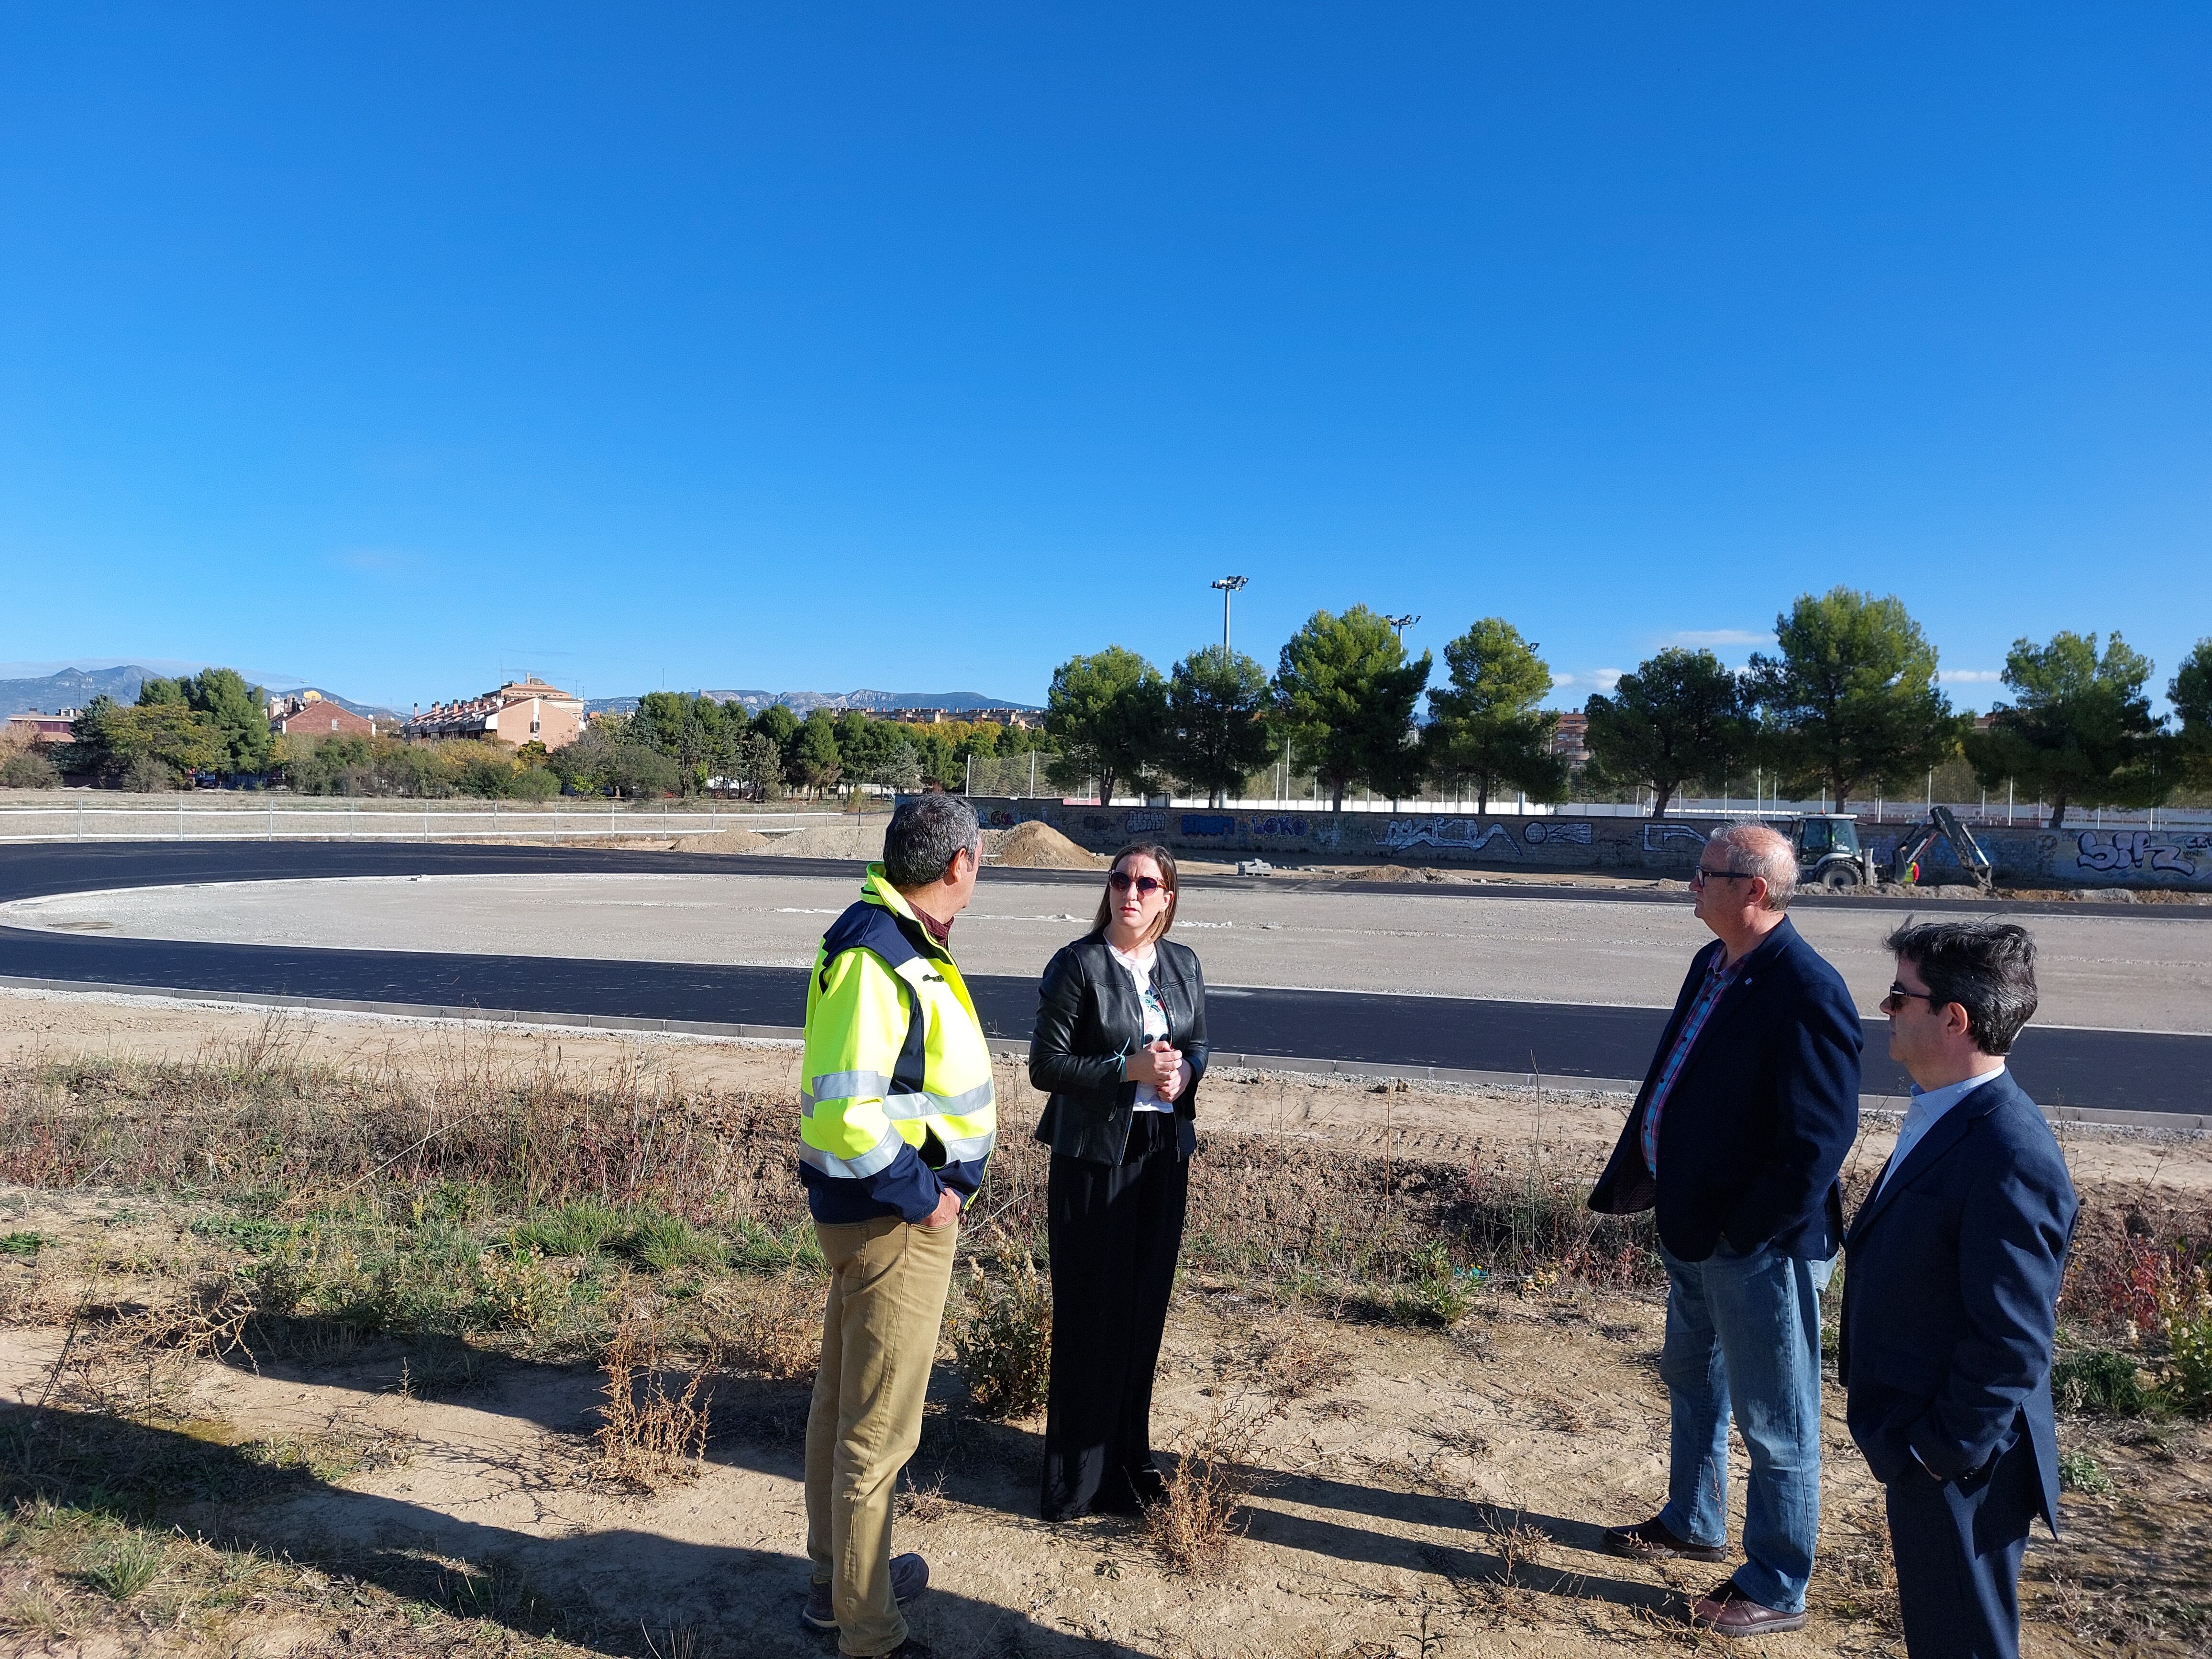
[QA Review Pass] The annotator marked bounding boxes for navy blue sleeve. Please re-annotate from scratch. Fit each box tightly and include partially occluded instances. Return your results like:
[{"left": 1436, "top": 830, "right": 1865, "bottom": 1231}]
[
  {"left": 1724, "top": 961, "right": 1861, "bottom": 1249},
  {"left": 1908, "top": 1125, "right": 2078, "bottom": 1479},
  {"left": 855, "top": 1139, "right": 945, "bottom": 1224}
]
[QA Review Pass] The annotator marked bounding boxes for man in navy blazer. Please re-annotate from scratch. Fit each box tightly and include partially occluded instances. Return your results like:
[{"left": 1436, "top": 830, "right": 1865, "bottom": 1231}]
[
  {"left": 1843, "top": 920, "right": 2077, "bottom": 1659},
  {"left": 1589, "top": 823, "right": 1862, "bottom": 1637}
]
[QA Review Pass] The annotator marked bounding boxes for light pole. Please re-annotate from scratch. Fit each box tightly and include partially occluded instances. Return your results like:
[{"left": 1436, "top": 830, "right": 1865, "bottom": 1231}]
[
  {"left": 1383, "top": 613, "right": 1420, "bottom": 642},
  {"left": 1210, "top": 575, "right": 1248, "bottom": 651}
]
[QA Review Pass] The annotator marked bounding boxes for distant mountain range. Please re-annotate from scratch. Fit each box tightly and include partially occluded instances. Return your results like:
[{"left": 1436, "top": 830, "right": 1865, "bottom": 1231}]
[
  {"left": 585, "top": 689, "right": 1040, "bottom": 717},
  {"left": 0, "top": 664, "right": 397, "bottom": 722}
]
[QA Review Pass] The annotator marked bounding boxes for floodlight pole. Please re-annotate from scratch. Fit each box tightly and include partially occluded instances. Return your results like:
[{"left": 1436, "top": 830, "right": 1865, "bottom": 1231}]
[
  {"left": 1384, "top": 613, "right": 1420, "bottom": 642},
  {"left": 1210, "top": 575, "right": 1249, "bottom": 651}
]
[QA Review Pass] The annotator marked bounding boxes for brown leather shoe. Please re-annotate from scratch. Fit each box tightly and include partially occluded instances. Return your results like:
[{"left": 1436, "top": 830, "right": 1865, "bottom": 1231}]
[
  {"left": 1691, "top": 1580, "right": 1808, "bottom": 1636},
  {"left": 1602, "top": 1515, "right": 1728, "bottom": 1562}
]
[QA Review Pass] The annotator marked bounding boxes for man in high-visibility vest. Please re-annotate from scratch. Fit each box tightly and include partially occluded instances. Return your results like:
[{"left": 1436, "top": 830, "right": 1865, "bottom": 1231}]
[{"left": 797, "top": 792, "right": 995, "bottom": 1659}]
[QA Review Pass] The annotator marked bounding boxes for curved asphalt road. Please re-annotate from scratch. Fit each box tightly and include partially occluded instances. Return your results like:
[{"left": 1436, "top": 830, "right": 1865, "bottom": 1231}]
[{"left": 2, "top": 843, "right": 2206, "bottom": 1116}]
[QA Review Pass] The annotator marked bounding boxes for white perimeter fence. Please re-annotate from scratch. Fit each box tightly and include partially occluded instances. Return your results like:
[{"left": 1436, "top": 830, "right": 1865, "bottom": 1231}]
[{"left": 0, "top": 801, "right": 848, "bottom": 843}]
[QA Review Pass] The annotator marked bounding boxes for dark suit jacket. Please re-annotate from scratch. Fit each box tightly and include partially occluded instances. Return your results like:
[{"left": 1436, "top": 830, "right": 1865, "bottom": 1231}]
[
  {"left": 1841, "top": 1068, "right": 2078, "bottom": 1532},
  {"left": 1588, "top": 916, "right": 1862, "bottom": 1261},
  {"left": 1029, "top": 932, "right": 1209, "bottom": 1165}
]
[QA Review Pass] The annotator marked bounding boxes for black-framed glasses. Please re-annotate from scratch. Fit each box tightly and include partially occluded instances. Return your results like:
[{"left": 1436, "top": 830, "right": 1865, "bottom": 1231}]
[
  {"left": 1690, "top": 865, "right": 1753, "bottom": 888},
  {"left": 1109, "top": 871, "right": 1165, "bottom": 896},
  {"left": 1880, "top": 984, "right": 1941, "bottom": 1014}
]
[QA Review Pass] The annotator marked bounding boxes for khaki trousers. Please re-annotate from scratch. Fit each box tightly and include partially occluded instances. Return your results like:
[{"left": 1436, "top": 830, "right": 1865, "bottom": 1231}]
[{"left": 805, "top": 1214, "right": 958, "bottom": 1657}]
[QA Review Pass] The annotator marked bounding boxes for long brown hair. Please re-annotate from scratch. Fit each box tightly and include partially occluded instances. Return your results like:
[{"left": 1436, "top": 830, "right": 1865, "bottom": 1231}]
[{"left": 1091, "top": 842, "right": 1179, "bottom": 944}]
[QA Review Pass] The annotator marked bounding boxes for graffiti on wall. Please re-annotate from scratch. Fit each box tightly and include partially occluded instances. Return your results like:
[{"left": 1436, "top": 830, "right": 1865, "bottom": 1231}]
[
  {"left": 1641, "top": 823, "right": 1708, "bottom": 853},
  {"left": 1125, "top": 810, "right": 1167, "bottom": 835},
  {"left": 2075, "top": 830, "right": 2212, "bottom": 878},
  {"left": 1380, "top": 818, "right": 1520, "bottom": 856},
  {"left": 1523, "top": 820, "right": 1593, "bottom": 846},
  {"left": 1180, "top": 814, "right": 1237, "bottom": 837},
  {"left": 1250, "top": 815, "right": 1309, "bottom": 838}
]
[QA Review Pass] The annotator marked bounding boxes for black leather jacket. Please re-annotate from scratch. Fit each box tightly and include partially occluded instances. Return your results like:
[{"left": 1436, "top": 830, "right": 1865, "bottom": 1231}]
[{"left": 1029, "top": 932, "right": 1210, "bottom": 1165}]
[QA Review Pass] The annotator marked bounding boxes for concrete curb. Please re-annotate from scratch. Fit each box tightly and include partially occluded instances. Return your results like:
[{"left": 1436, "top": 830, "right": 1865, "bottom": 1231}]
[{"left": 4, "top": 972, "right": 2203, "bottom": 1134}]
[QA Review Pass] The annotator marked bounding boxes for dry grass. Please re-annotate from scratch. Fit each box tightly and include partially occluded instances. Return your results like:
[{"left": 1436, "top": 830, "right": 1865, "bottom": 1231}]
[
  {"left": 950, "top": 1235, "right": 1052, "bottom": 1419},
  {"left": 593, "top": 1318, "right": 713, "bottom": 1491},
  {"left": 698, "top": 1271, "right": 821, "bottom": 1380},
  {"left": 1143, "top": 1392, "right": 1284, "bottom": 1579}
]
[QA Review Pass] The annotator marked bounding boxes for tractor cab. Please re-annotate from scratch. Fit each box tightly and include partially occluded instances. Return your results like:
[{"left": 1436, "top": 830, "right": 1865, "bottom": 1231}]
[{"left": 1792, "top": 815, "right": 1860, "bottom": 859}]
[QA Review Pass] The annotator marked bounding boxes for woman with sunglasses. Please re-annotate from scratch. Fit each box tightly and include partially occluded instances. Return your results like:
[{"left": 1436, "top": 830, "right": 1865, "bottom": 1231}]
[{"left": 1029, "top": 841, "right": 1210, "bottom": 1521}]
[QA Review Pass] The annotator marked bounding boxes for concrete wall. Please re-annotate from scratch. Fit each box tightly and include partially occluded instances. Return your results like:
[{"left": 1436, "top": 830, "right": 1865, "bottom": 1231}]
[{"left": 959, "top": 797, "right": 2212, "bottom": 891}]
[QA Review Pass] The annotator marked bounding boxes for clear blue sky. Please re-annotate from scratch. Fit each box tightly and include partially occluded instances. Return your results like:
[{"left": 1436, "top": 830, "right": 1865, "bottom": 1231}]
[{"left": 3, "top": 5, "right": 2207, "bottom": 713}]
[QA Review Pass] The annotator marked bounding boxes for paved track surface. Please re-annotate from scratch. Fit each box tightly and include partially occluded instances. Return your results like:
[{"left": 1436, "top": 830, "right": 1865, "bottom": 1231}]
[{"left": 2, "top": 843, "right": 2206, "bottom": 1115}]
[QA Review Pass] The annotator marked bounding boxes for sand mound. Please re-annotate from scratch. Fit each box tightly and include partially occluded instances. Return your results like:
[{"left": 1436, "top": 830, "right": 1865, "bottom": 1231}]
[
  {"left": 990, "top": 820, "right": 1109, "bottom": 869},
  {"left": 1351, "top": 863, "right": 1448, "bottom": 882},
  {"left": 752, "top": 821, "right": 885, "bottom": 860},
  {"left": 668, "top": 826, "right": 774, "bottom": 853}
]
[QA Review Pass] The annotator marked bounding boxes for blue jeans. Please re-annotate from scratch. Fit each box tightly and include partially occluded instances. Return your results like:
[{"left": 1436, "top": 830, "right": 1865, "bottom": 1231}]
[{"left": 1656, "top": 1239, "right": 1834, "bottom": 1614}]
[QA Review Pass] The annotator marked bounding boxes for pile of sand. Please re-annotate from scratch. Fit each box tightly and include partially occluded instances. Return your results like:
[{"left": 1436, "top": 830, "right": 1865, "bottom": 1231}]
[
  {"left": 988, "top": 820, "right": 1108, "bottom": 869},
  {"left": 667, "top": 826, "right": 774, "bottom": 853},
  {"left": 751, "top": 822, "right": 885, "bottom": 860}
]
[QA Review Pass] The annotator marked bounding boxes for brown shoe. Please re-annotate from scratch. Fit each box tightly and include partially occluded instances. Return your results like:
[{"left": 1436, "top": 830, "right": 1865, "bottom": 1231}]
[
  {"left": 1691, "top": 1580, "right": 1808, "bottom": 1636},
  {"left": 1603, "top": 1515, "right": 1727, "bottom": 1563}
]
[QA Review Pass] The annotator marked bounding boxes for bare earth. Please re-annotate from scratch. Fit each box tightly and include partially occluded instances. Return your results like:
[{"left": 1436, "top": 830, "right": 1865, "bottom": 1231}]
[
  {"left": 1, "top": 991, "right": 2206, "bottom": 1658},
  {"left": 9, "top": 871, "right": 2212, "bottom": 1030}
]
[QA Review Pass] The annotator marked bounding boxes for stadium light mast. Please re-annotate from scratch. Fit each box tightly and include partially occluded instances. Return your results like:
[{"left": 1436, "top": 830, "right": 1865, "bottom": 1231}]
[
  {"left": 1384, "top": 613, "right": 1421, "bottom": 641},
  {"left": 1209, "top": 575, "right": 1249, "bottom": 651}
]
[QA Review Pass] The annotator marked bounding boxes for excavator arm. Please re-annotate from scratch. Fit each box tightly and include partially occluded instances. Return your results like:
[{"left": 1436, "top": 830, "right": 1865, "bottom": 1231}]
[{"left": 1889, "top": 806, "right": 1994, "bottom": 893}]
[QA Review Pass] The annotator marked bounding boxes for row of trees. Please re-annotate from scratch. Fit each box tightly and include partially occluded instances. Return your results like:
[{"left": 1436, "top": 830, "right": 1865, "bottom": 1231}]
[
  {"left": 54, "top": 672, "right": 277, "bottom": 792},
  {"left": 1042, "top": 590, "right": 2212, "bottom": 826}
]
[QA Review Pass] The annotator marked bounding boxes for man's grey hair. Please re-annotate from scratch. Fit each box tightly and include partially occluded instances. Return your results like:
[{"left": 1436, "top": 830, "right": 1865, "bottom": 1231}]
[
  {"left": 1886, "top": 919, "right": 2039, "bottom": 1055},
  {"left": 883, "top": 793, "right": 982, "bottom": 891},
  {"left": 1704, "top": 822, "right": 1798, "bottom": 912}
]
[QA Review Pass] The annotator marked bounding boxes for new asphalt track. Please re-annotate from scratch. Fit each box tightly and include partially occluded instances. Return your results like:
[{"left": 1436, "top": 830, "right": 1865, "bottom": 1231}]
[{"left": 2, "top": 842, "right": 2208, "bottom": 1116}]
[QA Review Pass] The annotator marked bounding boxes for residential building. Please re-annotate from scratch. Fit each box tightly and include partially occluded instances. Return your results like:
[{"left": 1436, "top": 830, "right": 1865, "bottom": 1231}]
[
  {"left": 4, "top": 710, "right": 78, "bottom": 745},
  {"left": 1551, "top": 709, "right": 1590, "bottom": 768},
  {"left": 403, "top": 675, "right": 583, "bottom": 749},
  {"left": 268, "top": 691, "right": 382, "bottom": 739}
]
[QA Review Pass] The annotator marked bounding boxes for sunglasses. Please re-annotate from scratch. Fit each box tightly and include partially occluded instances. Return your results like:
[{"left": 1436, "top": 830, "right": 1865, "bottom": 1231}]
[
  {"left": 1109, "top": 871, "right": 1166, "bottom": 896},
  {"left": 1690, "top": 866, "right": 1754, "bottom": 888},
  {"left": 1880, "top": 985, "right": 1942, "bottom": 1015}
]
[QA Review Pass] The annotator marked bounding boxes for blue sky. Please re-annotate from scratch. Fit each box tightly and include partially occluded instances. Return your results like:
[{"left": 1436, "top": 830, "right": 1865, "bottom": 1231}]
[{"left": 2, "top": 5, "right": 2207, "bottom": 712}]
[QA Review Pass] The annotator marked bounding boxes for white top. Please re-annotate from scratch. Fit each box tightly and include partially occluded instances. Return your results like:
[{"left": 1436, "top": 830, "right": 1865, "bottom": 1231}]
[
  {"left": 1107, "top": 940, "right": 1188, "bottom": 1113},
  {"left": 1874, "top": 1064, "right": 2006, "bottom": 1200}
]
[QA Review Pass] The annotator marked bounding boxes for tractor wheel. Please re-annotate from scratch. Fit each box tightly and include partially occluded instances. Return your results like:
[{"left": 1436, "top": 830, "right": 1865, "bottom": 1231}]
[{"left": 1820, "top": 862, "right": 1862, "bottom": 892}]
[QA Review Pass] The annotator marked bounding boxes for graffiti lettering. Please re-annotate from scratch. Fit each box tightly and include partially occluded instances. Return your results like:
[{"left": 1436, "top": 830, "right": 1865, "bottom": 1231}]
[
  {"left": 1125, "top": 810, "right": 1167, "bottom": 835},
  {"left": 1641, "top": 823, "right": 1708, "bottom": 853},
  {"left": 1380, "top": 818, "right": 1520, "bottom": 855},
  {"left": 1523, "top": 821, "right": 1593, "bottom": 846},
  {"left": 1179, "top": 814, "right": 1236, "bottom": 837},
  {"left": 2077, "top": 830, "right": 2210, "bottom": 878},
  {"left": 981, "top": 809, "right": 1018, "bottom": 829},
  {"left": 1250, "top": 814, "right": 1309, "bottom": 838}
]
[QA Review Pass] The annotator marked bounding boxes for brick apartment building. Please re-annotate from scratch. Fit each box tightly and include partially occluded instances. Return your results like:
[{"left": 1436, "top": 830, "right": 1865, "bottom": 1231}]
[
  {"left": 268, "top": 691, "right": 383, "bottom": 739},
  {"left": 403, "top": 676, "right": 584, "bottom": 750},
  {"left": 4, "top": 710, "right": 78, "bottom": 745},
  {"left": 1550, "top": 709, "right": 1590, "bottom": 769}
]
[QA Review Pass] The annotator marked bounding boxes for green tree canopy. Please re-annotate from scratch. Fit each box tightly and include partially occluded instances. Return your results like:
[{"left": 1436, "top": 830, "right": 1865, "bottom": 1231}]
[
  {"left": 2171, "top": 638, "right": 2212, "bottom": 790},
  {"left": 1273, "top": 608, "right": 1431, "bottom": 811},
  {"left": 179, "top": 668, "right": 274, "bottom": 774},
  {"left": 134, "top": 676, "right": 186, "bottom": 707},
  {"left": 1165, "top": 646, "right": 1272, "bottom": 807},
  {"left": 1421, "top": 618, "right": 1563, "bottom": 813},
  {"left": 793, "top": 710, "right": 845, "bottom": 796},
  {"left": 1582, "top": 648, "right": 1751, "bottom": 818},
  {"left": 65, "top": 696, "right": 225, "bottom": 786},
  {"left": 548, "top": 716, "right": 681, "bottom": 798},
  {"left": 751, "top": 705, "right": 802, "bottom": 789},
  {"left": 1043, "top": 646, "right": 1168, "bottom": 804},
  {"left": 1744, "top": 589, "right": 1960, "bottom": 809},
  {"left": 632, "top": 692, "right": 742, "bottom": 789},
  {"left": 1966, "top": 631, "right": 2171, "bottom": 828}
]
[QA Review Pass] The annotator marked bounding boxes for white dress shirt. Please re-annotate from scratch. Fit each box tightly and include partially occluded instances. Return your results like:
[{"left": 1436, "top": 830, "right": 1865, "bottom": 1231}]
[
  {"left": 1107, "top": 941, "right": 1187, "bottom": 1113},
  {"left": 1874, "top": 1064, "right": 2007, "bottom": 1201}
]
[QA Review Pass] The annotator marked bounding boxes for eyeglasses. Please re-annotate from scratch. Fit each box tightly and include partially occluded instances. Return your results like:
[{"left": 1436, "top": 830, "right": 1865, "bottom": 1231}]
[
  {"left": 1880, "top": 984, "right": 1942, "bottom": 1014},
  {"left": 1109, "top": 871, "right": 1165, "bottom": 896},
  {"left": 1690, "top": 866, "right": 1754, "bottom": 888}
]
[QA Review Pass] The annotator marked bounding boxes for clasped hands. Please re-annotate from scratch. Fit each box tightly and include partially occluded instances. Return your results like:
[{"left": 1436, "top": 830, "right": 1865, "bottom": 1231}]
[{"left": 1123, "top": 1040, "right": 1187, "bottom": 1101}]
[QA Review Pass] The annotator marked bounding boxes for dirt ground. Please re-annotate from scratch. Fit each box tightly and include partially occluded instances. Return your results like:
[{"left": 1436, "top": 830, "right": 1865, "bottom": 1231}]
[{"left": 0, "top": 991, "right": 2207, "bottom": 1658}]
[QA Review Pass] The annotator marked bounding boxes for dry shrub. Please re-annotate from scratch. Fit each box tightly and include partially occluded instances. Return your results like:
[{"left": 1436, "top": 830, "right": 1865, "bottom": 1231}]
[
  {"left": 1144, "top": 1393, "right": 1283, "bottom": 1579},
  {"left": 951, "top": 1239, "right": 1051, "bottom": 1420},
  {"left": 594, "top": 1319, "right": 712, "bottom": 1490},
  {"left": 1241, "top": 1321, "right": 1352, "bottom": 1401},
  {"left": 43, "top": 1281, "right": 254, "bottom": 1421},
  {"left": 703, "top": 1273, "right": 821, "bottom": 1380}
]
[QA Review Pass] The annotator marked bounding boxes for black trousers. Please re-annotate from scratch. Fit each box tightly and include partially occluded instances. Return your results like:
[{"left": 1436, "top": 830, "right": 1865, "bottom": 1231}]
[
  {"left": 1040, "top": 1112, "right": 1188, "bottom": 1520},
  {"left": 1884, "top": 1433, "right": 2040, "bottom": 1659}
]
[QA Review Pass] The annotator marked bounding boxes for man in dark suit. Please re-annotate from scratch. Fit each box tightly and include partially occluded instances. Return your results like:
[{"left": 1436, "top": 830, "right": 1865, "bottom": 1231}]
[
  {"left": 1589, "top": 823, "right": 1861, "bottom": 1637},
  {"left": 1842, "top": 920, "right": 2077, "bottom": 1659}
]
